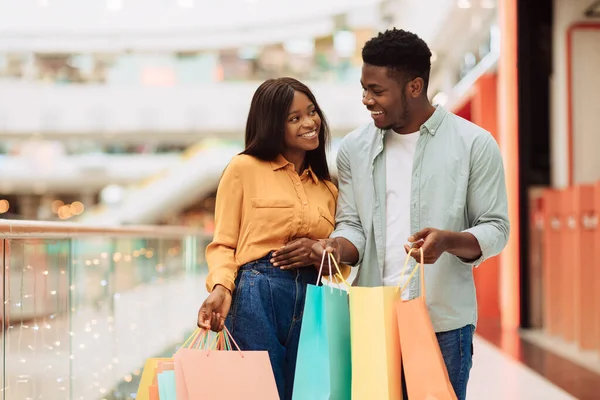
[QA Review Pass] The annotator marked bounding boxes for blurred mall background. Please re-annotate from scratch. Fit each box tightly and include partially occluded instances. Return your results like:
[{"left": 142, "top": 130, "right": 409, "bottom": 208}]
[{"left": 0, "top": 0, "right": 599, "bottom": 398}]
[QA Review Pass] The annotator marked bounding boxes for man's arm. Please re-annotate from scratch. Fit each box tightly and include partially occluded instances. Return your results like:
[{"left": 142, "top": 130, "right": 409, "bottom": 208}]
[
  {"left": 407, "top": 134, "right": 510, "bottom": 265},
  {"left": 456, "top": 134, "right": 510, "bottom": 265},
  {"left": 322, "top": 141, "right": 365, "bottom": 265}
]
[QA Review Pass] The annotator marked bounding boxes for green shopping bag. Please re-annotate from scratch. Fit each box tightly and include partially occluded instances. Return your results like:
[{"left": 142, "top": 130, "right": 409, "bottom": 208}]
[
  {"left": 157, "top": 370, "right": 176, "bottom": 400},
  {"left": 292, "top": 252, "right": 352, "bottom": 400}
]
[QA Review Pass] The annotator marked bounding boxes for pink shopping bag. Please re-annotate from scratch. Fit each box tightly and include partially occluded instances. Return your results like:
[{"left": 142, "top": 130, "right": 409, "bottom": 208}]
[{"left": 174, "top": 327, "right": 278, "bottom": 400}]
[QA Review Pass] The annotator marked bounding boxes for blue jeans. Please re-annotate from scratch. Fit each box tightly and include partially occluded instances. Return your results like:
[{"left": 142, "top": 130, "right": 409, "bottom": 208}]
[
  {"left": 225, "top": 253, "right": 318, "bottom": 400},
  {"left": 401, "top": 324, "right": 475, "bottom": 400}
]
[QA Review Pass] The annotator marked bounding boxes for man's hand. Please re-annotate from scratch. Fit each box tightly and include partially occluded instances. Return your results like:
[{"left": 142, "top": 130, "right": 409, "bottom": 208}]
[
  {"left": 311, "top": 238, "right": 341, "bottom": 265},
  {"left": 404, "top": 228, "right": 449, "bottom": 264},
  {"left": 271, "top": 238, "right": 319, "bottom": 269},
  {"left": 197, "top": 284, "right": 232, "bottom": 332}
]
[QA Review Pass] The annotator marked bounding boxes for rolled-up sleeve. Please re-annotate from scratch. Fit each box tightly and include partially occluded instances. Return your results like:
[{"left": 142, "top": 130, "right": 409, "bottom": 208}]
[
  {"left": 205, "top": 162, "right": 242, "bottom": 292},
  {"left": 330, "top": 141, "right": 366, "bottom": 265},
  {"left": 459, "top": 134, "right": 510, "bottom": 267}
]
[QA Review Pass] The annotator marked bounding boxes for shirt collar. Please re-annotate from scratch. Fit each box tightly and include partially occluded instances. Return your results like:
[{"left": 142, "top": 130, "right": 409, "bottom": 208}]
[
  {"left": 377, "top": 105, "right": 447, "bottom": 139},
  {"left": 304, "top": 165, "right": 319, "bottom": 184},
  {"left": 270, "top": 154, "right": 290, "bottom": 171},
  {"left": 421, "top": 105, "right": 447, "bottom": 135},
  {"left": 270, "top": 154, "right": 319, "bottom": 184}
]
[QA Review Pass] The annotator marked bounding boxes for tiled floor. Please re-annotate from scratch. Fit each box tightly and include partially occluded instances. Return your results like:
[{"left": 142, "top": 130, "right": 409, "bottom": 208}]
[
  {"left": 468, "top": 336, "right": 577, "bottom": 399},
  {"left": 477, "top": 319, "right": 600, "bottom": 400}
]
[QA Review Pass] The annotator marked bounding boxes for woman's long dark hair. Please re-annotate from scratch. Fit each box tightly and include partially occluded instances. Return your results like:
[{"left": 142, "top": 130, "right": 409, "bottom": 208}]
[{"left": 241, "top": 77, "right": 331, "bottom": 181}]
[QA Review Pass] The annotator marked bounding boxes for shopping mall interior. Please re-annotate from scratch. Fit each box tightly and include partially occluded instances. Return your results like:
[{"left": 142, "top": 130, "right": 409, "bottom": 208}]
[{"left": 0, "top": 0, "right": 599, "bottom": 398}]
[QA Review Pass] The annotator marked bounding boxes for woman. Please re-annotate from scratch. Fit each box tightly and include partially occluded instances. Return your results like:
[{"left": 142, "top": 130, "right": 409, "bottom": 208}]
[{"left": 197, "top": 77, "right": 341, "bottom": 400}]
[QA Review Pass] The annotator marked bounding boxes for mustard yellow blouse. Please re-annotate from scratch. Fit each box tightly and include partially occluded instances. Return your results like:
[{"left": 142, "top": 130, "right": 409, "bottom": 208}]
[{"left": 205, "top": 154, "right": 341, "bottom": 292}]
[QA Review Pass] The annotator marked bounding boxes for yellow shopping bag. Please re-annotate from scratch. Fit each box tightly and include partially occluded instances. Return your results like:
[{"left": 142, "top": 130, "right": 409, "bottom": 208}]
[
  {"left": 328, "top": 257, "right": 402, "bottom": 400},
  {"left": 350, "top": 286, "right": 402, "bottom": 399}
]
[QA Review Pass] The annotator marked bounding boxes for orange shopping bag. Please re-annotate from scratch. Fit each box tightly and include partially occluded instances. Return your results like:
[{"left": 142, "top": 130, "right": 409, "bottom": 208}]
[
  {"left": 174, "top": 327, "right": 279, "bottom": 400},
  {"left": 395, "top": 248, "right": 457, "bottom": 400}
]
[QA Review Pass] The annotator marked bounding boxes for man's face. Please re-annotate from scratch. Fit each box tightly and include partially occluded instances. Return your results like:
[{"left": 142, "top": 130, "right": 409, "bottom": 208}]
[{"left": 360, "top": 64, "right": 410, "bottom": 131}]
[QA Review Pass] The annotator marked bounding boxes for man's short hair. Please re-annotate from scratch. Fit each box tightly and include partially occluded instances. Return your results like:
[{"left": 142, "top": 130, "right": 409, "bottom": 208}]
[{"left": 362, "top": 28, "right": 432, "bottom": 91}]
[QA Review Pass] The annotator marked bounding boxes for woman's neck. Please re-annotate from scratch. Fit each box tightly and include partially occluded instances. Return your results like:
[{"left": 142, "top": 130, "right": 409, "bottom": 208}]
[{"left": 281, "top": 150, "right": 306, "bottom": 174}]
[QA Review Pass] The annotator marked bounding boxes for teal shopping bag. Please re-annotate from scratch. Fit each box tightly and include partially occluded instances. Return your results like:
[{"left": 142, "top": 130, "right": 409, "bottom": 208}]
[
  {"left": 292, "top": 254, "right": 352, "bottom": 400},
  {"left": 157, "top": 370, "right": 177, "bottom": 400}
]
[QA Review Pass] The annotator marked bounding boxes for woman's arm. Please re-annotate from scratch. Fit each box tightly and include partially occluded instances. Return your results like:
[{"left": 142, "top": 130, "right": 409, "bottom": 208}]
[{"left": 205, "top": 160, "right": 243, "bottom": 293}]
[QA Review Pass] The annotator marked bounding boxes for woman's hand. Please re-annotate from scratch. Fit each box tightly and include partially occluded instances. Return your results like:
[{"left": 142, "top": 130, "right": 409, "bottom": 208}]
[
  {"left": 270, "top": 238, "right": 322, "bottom": 270},
  {"left": 197, "top": 284, "right": 232, "bottom": 332}
]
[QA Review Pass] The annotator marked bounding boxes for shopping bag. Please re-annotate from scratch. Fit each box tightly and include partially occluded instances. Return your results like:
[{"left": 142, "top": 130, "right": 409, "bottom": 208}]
[
  {"left": 347, "top": 262, "right": 402, "bottom": 399},
  {"left": 172, "top": 328, "right": 215, "bottom": 400},
  {"left": 148, "top": 366, "right": 159, "bottom": 400},
  {"left": 136, "top": 357, "right": 171, "bottom": 400},
  {"left": 174, "top": 326, "right": 279, "bottom": 400},
  {"left": 292, "top": 252, "right": 352, "bottom": 400},
  {"left": 157, "top": 370, "right": 177, "bottom": 400},
  {"left": 137, "top": 330, "right": 202, "bottom": 400},
  {"left": 396, "top": 248, "right": 457, "bottom": 400}
]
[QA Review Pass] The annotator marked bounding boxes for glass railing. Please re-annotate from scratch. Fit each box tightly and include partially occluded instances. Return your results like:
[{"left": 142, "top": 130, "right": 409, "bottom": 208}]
[{"left": 0, "top": 220, "right": 211, "bottom": 400}]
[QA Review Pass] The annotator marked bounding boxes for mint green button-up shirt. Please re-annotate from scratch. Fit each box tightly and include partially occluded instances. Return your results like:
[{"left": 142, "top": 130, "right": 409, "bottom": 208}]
[{"left": 331, "top": 106, "right": 510, "bottom": 332}]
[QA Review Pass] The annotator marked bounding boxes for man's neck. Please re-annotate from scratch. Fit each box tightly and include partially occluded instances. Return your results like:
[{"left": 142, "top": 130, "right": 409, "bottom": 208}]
[{"left": 393, "top": 103, "right": 437, "bottom": 134}]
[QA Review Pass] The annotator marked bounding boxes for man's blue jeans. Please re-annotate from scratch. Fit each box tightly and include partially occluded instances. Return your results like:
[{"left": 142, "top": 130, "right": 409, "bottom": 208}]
[
  {"left": 225, "top": 253, "right": 318, "bottom": 400},
  {"left": 402, "top": 324, "right": 475, "bottom": 400}
]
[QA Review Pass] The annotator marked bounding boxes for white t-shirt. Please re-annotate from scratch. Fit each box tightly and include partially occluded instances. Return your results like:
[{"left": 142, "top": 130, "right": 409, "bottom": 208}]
[{"left": 383, "top": 131, "right": 420, "bottom": 299}]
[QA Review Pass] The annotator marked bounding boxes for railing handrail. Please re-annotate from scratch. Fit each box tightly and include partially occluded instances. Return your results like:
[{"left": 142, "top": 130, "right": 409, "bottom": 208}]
[{"left": 0, "top": 219, "right": 209, "bottom": 239}]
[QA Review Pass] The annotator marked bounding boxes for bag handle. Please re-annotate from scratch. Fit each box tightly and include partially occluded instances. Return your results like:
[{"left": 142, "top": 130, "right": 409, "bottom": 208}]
[
  {"left": 181, "top": 328, "right": 208, "bottom": 349},
  {"left": 316, "top": 250, "right": 351, "bottom": 293},
  {"left": 326, "top": 252, "right": 351, "bottom": 289},
  {"left": 183, "top": 327, "right": 244, "bottom": 358},
  {"left": 316, "top": 250, "right": 333, "bottom": 289},
  {"left": 394, "top": 247, "right": 425, "bottom": 300},
  {"left": 206, "top": 326, "right": 244, "bottom": 358}
]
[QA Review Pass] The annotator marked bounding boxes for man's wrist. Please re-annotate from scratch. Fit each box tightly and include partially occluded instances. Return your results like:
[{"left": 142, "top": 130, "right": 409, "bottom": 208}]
[
  {"left": 441, "top": 230, "right": 458, "bottom": 253},
  {"left": 330, "top": 237, "right": 343, "bottom": 260},
  {"left": 442, "top": 231, "right": 482, "bottom": 260}
]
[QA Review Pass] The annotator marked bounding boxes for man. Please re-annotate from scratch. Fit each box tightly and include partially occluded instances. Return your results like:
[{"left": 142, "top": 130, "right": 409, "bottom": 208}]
[{"left": 312, "top": 28, "right": 509, "bottom": 399}]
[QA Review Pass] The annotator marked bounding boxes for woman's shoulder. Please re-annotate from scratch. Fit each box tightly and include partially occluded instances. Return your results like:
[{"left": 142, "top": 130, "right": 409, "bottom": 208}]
[{"left": 226, "top": 154, "right": 269, "bottom": 172}]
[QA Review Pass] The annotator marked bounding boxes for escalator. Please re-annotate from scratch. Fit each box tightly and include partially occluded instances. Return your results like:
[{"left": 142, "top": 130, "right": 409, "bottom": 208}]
[
  {"left": 79, "top": 138, "right": 341, "bottom": 225},
  {"left": 79, "top": 140, "right": 243, "bottom": 225}
]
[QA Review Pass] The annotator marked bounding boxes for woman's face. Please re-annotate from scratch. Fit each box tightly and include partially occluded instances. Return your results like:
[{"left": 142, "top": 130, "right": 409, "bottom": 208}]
[{"left": 283, "top": 90, "right": 321, "bottom": 154}]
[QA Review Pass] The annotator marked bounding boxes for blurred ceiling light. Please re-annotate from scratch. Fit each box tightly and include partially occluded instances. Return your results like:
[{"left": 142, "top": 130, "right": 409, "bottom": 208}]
[
  {"left": 458, "top": 0, "right": 471, "bottom": 9},
  {"left": 70, "top": 201, "right": 85, "bottom": 215},
  {"left": 100, "top": 184, "right": 125, "bottom": 206},
  {"left": 52, "top": 200, "right": 64, "bottom": 213},
  {"left": 57, "top": 205, "right": 72, "bottom": 220},
  {"left": 178, "top": 0, "right": 195, "bottom": 8},
  {"left": 106, "top": 0, "right": 123, "bottom": 12},
  {"left": 334, "top": 30, "right": 356, "bottom": 58},
  {"left": 432, "top": 92, "right": 448, "bottom": 106},
  {"left": 283, "top": 39, "right": 315, "bottom": 57},
  {"left": 39, "top": 0, "right": 49, "bottom": 6},
  {"left": 0, "top": 200, "right": 9, "bottom": 214},
  {"left": 481, "top": 0, "right": 495, "bottom": 8}
]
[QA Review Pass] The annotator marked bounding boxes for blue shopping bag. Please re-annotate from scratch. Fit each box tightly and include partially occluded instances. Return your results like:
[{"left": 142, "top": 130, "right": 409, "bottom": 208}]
[{"left": 292, "top": 253, "right": 352, "bottom": 400}]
